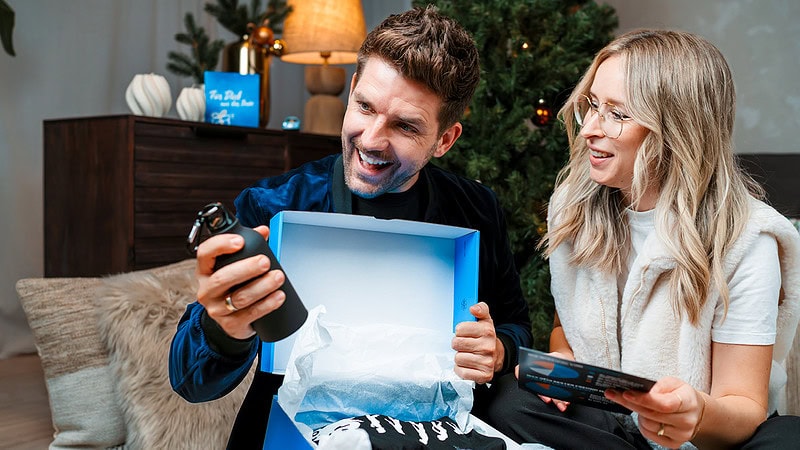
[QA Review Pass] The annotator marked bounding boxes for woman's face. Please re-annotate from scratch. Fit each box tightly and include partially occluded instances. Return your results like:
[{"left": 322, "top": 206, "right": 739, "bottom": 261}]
[{"left": 580, "top": 55, "right": 653, "bottom": 209}]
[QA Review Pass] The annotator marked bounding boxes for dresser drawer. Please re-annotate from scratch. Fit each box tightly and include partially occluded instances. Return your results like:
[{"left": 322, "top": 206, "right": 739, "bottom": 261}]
[{"left": 44, "top": 114, "right": 339, "bottom": 276}]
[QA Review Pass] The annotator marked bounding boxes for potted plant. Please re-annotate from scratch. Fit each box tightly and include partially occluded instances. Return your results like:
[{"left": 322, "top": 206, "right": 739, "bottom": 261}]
[{"left": 0, "top": 0, "right": 15, "bottom": 56}]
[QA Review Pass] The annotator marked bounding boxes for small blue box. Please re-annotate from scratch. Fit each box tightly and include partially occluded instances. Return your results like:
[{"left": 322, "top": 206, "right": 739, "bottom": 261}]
[
  {"left": 260, "top": 211, "right": 480, "bottom": 374},
  {"left": 203, "top": 71, "right": 260, "bottom": 127}
]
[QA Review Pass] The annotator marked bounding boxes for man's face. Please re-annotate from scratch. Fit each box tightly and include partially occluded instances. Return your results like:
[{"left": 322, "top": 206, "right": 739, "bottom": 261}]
[{"left": 341, "top": 57, "right": 460, "bottom": 198}]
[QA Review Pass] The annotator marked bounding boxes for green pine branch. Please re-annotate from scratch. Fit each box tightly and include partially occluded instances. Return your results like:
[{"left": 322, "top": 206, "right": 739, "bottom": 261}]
[
  {"left": 204, "top": 0, "right": 291, "bottom": 37},
  {"left": 166, "top": 12, "right": 226, "bottom": 84},
  {"left": 260, "top": 0, "right": 291, "bottom": 33}
]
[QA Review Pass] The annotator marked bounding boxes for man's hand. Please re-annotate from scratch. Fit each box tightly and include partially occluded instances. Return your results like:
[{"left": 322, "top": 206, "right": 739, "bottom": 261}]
[
  {"left": 452, "top": 302, "right": 503, "bottom": 384},
  {"left": 195, "top": 225, "right": 288, "bottom": 339}
]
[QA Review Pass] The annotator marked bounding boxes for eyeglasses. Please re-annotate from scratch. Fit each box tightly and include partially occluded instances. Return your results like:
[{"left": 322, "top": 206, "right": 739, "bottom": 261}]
[{"left": 573, "top": 94, "right": 633, "bottom": 139}]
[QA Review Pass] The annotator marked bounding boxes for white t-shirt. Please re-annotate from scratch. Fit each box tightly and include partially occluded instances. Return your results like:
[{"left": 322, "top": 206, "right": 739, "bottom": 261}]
[{"left": 620, "top": 208, "right": 780, "bottom": 345}]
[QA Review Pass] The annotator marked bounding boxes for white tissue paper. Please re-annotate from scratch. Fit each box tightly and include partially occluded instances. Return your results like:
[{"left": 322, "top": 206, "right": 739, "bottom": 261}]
[{"left": 277, "top": 306, "right": 475, "bottom": 439}]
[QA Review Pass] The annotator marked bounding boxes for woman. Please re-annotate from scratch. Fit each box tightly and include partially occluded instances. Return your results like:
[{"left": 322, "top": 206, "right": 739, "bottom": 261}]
[{"left": 486, "top": 29, "right": 800, "bottom": 449}]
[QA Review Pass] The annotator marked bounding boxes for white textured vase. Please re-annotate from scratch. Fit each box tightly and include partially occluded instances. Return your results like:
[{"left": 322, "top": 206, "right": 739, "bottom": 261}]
[
  {"left": 125, "top": 73, "right": 172, "bottom": 117},
  {"left": 176, "top": 86, "right": 205, "bottom": 122}
]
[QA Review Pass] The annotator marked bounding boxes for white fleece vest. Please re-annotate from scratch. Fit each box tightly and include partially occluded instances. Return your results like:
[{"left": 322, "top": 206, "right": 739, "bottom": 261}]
[{"left": 549, "top": 197, "right": 800, "bottom": 413}]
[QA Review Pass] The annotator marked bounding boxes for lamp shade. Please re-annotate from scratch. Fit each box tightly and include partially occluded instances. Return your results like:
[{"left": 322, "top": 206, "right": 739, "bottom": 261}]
[{"left": 280, "top": 0, "right": 367, "bottom": 65}]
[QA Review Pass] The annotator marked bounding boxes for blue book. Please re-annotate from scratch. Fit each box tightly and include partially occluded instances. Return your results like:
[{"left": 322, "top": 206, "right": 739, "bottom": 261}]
[
  {"left": 518, "top": 347, "right": 655, "bottom": 413},
  {"left": 204, "top": 71, "right": 260, "bottom": 127}
]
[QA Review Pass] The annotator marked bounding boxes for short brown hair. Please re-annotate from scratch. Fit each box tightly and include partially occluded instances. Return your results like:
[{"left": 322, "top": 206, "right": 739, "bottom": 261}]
[{"left": 355, "top": 5, "right": 480, "bottom": 134}]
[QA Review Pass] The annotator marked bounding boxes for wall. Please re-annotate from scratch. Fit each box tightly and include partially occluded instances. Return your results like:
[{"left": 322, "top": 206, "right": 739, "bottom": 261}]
[
  {"left": 602, "top": 0, "right": 800, "bottom": 155},
  {"left": 0, "top": 0, "right": 410, "bottom": 358}
]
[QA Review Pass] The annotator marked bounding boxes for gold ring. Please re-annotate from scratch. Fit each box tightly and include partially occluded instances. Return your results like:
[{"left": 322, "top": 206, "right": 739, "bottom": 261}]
[
  {"left": 657, "top": 423, "right": 666, "bottom": 437},
  {"left": 224, "top": 295, "right": 238, "bottom": 312},
  {"left": 674, "top": 392, "right": 684, "bottom": 411}
]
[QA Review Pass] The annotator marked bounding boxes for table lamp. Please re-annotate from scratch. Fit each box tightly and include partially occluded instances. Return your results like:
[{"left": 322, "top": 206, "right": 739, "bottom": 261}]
[{"left": 280, "top": 0, "right": 367, "bottom": 136}]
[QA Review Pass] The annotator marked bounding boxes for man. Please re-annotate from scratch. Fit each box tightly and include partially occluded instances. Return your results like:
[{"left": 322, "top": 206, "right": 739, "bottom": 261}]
[{"left": 170, "top": 6, "right": 532, "bottom": 448}]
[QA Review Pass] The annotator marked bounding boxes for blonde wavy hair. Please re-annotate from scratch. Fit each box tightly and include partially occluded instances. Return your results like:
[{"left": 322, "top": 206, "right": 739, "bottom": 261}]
[{"left": 543, "top": 29, "right": 763, "bottom": 325}]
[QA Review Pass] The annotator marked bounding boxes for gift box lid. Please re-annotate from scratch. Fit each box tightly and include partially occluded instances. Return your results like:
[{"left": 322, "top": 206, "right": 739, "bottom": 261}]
[{"left": 260, "top": 211, "right": 480, "bottom": 374}]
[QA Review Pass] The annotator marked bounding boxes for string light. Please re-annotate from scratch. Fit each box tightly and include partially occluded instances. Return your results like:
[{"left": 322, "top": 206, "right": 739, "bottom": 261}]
[{"left": 532, "top": 98, "right": 552, "bottom": 126}]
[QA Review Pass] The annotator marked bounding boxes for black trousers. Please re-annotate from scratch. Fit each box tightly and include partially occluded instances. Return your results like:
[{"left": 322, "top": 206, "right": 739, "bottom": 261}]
[
  {"left": 484, "top": 373, "right": 800, "bottom": 450},
  {"left": 226, "top": 372, "right": 283, "bottom": 450},
  {"left": 742, "top": 414, "right": 800, "bottom": 449}
]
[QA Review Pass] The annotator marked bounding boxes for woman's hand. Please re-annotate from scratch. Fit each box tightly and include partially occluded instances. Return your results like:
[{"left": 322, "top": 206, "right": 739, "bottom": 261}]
[
  {"left": 607, "top": 342, "right": 770, "bottom": 448},
  {"left": 605, "top": 377, "right": 705, "bottom": 448},
  {"left": 515, "top": 351, "right": 574, "bottom": 412}
]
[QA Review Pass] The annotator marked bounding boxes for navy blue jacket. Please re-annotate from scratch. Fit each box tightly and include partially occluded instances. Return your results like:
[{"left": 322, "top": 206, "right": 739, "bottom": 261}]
[{"left": 169, "top": 154, "right": 531, "bottom": 447}]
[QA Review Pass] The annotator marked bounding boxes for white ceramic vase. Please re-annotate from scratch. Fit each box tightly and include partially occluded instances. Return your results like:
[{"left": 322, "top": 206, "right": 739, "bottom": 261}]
[
  {"left": 125, "top": 73, "right": 172, "bottom": 117},
  {"left": 176, "top": 86, "right": 205, "bottom": 122}
]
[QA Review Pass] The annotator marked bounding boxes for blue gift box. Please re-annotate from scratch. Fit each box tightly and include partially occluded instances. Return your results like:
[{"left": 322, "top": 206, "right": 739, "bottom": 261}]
[
  {"left": 264, "top": 396, "right": 312, "bottom": 449},
  {"left": 259, "top": 211, "right": 480, "bottom": 375},
  {"left": 260, "top": 211, "right": 486, "bottom": 448},
  {"left": 203, "top": 71, "right": 260, "bottom": 127}
]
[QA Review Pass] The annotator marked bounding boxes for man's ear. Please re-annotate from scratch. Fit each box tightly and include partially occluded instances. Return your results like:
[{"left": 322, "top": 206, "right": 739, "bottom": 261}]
[{"left": 433, "top": 122, "right": 462, "bottom": 158}]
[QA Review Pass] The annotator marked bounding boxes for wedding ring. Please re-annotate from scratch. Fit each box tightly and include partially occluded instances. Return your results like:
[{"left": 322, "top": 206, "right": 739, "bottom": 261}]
[
  {"left": 224, "top": 295, "right": 238, "bottom": 312},
  {"left": 657, "top": 423, "right": 666, "bottom": 437},
  {"left": 674, "top": 392, "right": 684, "bottom": 411}
]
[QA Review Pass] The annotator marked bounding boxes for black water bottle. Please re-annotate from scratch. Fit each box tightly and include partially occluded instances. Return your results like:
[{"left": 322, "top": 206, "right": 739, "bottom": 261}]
[{"left": 188, "top": 202, "right": 308, "bottom": 342}]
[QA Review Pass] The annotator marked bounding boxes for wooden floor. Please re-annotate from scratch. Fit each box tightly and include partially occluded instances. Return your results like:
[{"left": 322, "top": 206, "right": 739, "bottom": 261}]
[{"left": 0, "top": 353, "right": 54, "bottom": 449}]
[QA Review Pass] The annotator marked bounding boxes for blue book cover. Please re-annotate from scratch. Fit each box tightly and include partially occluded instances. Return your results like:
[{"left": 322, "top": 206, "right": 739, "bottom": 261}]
[
  {"left": 518, "top": 347, "right": 655, "bottom": 413},
  {"left": 204, "top": 71, "right": 260, "bottom": 127}
]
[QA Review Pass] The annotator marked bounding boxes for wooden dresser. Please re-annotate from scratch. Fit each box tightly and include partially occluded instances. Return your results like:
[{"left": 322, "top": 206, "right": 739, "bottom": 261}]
[{"left": 44, "top": 115, "right": 340, "bottom": 277}]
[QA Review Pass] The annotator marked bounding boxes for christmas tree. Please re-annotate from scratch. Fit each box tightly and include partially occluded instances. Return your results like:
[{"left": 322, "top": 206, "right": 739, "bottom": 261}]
[{"left": 413, "top": 0, "right": 618, "bottom": 348}]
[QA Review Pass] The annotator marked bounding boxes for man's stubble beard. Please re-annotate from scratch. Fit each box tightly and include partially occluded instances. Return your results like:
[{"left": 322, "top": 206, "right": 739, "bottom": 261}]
[{"left": 342, "top": 139, "right": 436, "bottom": 199}]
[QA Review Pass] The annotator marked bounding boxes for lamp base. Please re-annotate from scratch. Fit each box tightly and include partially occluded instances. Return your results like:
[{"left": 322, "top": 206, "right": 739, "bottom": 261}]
[
  {"left": 302, "top": 65, "right": 346, "bottom": 136},
  {"left": 305, "top": 65, "right": 346, "bottom": 96},
  {"left": 303, "top": 94, "right": 345, "bottom": 136}
]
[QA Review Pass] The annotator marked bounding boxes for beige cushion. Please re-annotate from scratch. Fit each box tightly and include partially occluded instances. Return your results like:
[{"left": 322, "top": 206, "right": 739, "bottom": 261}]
[
  {"left": 17, "top": 275, "right": 126, "bottom": 449},
  {"left": 93, "top": 260, "right": 253, "bottom": 449},
  {"left": 17, "top": 259, "right": 253, "bottom": 449}
]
